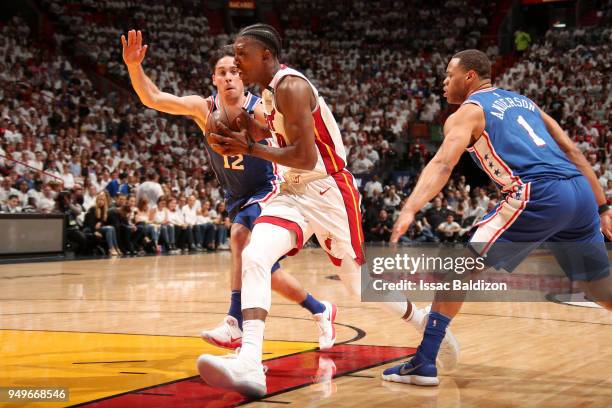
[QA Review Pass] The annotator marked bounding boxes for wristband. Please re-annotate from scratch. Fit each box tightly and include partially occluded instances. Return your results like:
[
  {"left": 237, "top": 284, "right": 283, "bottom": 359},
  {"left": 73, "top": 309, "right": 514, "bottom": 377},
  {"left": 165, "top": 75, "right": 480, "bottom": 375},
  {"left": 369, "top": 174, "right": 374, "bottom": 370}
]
[
  {"left": 598, "top": 204, "right": 611, "bottom": 215},
  {"left": 247, "top": 137, "right": 255, "bottom": 154}
]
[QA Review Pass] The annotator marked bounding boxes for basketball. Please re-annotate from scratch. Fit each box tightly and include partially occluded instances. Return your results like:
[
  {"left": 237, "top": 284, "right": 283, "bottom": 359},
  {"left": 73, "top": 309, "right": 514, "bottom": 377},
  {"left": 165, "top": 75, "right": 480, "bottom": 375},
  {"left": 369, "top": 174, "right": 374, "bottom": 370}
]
[{"left": 206, "top": 105, "right": 245, "bottom": 135}]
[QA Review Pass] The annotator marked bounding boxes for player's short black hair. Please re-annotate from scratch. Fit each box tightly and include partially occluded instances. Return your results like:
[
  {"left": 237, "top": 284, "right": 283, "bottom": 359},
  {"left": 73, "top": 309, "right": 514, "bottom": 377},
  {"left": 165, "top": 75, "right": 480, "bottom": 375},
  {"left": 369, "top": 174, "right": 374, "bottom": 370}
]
[
  {"left": 237, "top": 23, "right": 282, "bottom": 58},
  {"left": 452, "top": 49, "right": 491, "bottom": 79},
  {"left": 208, "top": 45, "right": 235, "bottom": 73}
]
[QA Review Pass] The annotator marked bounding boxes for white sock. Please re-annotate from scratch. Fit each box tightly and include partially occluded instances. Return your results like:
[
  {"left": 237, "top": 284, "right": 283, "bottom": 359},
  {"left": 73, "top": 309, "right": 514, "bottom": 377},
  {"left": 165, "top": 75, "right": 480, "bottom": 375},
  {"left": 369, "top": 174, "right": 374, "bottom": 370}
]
[
  {"left": 405, "top": 303, "right": 426, "bottom": 329},
  {"left": 239, "top": 319, "right": 265, "bottom": 366}
]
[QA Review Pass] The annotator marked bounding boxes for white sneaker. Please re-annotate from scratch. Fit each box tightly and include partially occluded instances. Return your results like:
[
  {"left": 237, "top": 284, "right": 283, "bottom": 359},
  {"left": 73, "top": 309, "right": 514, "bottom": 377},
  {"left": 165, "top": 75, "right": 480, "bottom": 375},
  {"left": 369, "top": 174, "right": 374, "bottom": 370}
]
[
  {"left": 197, "top": 354, "right": 266, "bottom": 398},
  {"left": 313, "top": 300, "right": 337, "bottom": 350},
  {"left": 201, "top": 316, "right": 243, "bottom": 350},
  {"left": 416, "top": 305, "right": 460, "bottom": 370}
]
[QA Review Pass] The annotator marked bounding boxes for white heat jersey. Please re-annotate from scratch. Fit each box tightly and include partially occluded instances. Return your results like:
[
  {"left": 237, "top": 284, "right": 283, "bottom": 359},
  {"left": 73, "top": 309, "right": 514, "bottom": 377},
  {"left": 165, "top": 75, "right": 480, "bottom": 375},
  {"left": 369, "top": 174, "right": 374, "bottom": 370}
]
[{"left": 261, "top": 65, "right": 347, "bottom": 184}]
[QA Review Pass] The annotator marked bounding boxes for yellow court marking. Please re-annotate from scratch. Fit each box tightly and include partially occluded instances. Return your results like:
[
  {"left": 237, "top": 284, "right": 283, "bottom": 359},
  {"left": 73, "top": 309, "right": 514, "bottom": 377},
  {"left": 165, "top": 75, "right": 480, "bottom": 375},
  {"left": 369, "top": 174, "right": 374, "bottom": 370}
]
[{"left": 0, "top": 329, "right": 317, "bottom": 407}]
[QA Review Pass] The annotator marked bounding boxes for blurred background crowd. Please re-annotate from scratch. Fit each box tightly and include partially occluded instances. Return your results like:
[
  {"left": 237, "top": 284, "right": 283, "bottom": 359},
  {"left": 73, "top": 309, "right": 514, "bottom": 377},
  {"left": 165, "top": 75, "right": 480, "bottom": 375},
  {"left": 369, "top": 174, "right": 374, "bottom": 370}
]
[{"left": 0, "top": 0, "right": 610, "bottom": 256}]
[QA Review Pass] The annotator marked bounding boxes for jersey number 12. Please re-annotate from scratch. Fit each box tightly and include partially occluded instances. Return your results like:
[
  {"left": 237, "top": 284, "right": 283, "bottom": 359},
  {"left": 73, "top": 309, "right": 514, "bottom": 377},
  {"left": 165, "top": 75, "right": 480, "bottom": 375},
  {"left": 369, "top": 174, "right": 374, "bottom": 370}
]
[
  {"left": 517, "top": 115, "right": 546, "bottom": 147},
  {"left": 223, "top": 155, "right": 244, "bottom": 170}
]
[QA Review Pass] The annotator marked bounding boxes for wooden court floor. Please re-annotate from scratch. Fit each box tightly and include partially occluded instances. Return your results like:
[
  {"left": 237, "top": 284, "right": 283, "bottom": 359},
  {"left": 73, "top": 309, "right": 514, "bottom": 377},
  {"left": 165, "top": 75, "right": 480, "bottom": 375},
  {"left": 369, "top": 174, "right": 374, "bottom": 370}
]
[{"left": 1, "top": 249, "right": 611, "bottom": 407}]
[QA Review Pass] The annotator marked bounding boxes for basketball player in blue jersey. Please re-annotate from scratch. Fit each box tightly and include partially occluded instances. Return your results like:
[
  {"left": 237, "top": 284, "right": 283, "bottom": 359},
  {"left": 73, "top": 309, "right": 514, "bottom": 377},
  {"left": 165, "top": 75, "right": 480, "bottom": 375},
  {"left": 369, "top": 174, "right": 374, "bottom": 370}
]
[
  {"left": 386, "top": 49, "right": 612, "bottom": 386},
  {"left": 121, "top": 30, "right": 337, "bottom": 351}
]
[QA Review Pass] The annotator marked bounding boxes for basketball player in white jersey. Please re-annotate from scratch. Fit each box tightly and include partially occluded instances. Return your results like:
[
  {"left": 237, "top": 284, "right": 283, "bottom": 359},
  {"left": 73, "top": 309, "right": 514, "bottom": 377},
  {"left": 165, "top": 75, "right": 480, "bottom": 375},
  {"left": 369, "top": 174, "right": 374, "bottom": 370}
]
[
  {"left": 198, "top": 24, "right": 458, "bottom": 398},
  {"left": 121, "top": 29, "right": 336, "bottom": 351}
]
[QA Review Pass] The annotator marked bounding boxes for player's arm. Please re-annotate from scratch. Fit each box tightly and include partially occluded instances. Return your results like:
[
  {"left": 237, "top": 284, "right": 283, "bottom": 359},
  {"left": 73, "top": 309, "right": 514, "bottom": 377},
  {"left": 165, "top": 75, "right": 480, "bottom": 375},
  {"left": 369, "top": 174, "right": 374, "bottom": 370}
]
[
  {"left": 121, "top": 30, "right": 208, "bottom": 120},
  {"left": 390, "top": 104, "right": 484, "bottom": 243},
  {"left": 209, "top": 77, "right": 318, "bottom": 170},
  {"left": 540, "top": 109, "right": 606, "bottom": 205},
  {"left": 540, "top": 108, "right": 612, "bottom": 238},
  {"left": 250, "top": 77, "right": 318, "bottom": 169}
]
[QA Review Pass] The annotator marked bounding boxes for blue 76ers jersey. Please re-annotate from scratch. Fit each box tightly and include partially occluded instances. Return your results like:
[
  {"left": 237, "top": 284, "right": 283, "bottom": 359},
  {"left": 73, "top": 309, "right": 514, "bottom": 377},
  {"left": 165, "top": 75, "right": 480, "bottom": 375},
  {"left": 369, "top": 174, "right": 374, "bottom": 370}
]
[
  {"left": 204, "top": 92, "right": 281, "bottom": 201},
  {"left": 463, "top": 88, "right": 581, "bottom": 192}
]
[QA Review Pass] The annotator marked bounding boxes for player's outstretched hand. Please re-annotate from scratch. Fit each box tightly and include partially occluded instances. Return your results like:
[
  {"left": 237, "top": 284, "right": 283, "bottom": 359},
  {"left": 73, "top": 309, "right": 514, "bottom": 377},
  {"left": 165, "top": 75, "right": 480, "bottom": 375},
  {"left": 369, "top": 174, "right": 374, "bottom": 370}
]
[
  {"left": 601, "top": 209, "right": 612, "bottom": 241},
  {"left": 208, "top": 121, "right": 250, "bottom": 156},
  {"left": 121, "top": 29, "right": 148, "bottom": 66},
  {"left": 390, "top": 210, "right": 415, "bottom": 244}
]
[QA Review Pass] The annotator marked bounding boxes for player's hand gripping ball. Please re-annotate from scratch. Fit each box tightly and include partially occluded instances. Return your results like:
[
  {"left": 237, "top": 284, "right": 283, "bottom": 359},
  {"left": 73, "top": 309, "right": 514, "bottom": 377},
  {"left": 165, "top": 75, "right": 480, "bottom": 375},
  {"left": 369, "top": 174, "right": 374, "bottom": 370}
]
[{"left": 206, "top": 106, "right": 251, "bottom": 156}]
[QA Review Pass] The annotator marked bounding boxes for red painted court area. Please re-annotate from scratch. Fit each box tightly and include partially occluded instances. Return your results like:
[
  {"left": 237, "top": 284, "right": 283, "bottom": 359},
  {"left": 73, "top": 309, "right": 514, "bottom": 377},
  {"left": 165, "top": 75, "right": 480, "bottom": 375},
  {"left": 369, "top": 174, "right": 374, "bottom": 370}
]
[{"left": 74, "top": 344, "right": 415, "bottom": 407}]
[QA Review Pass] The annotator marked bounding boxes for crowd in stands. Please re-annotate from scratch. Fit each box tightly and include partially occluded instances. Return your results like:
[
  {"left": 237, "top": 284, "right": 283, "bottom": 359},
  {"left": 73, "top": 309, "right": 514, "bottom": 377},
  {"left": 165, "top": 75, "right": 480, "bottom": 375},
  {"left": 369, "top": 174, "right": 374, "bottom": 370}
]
[
  {"left": 1, "top": 0, "right": 610, "bottom": 256},
  {"left": 361, "top": 172, "right": 502, "bottom": 243},
  {"left": 0, "top": 14, "right": 230, "bottom": 256},
  {"left": 41, "top": 0, "right": 223, "bottom": 101},
  {"left": 498, "top": 25, "right": 611, "bottom": 188},
  {"left": 279, "top": 0, "right": 499, "bottom": 176}
]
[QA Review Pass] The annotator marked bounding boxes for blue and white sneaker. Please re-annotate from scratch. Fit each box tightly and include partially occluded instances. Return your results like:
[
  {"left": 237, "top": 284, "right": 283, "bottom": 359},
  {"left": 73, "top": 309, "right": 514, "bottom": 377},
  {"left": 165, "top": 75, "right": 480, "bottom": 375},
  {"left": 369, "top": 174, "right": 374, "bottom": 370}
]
[{"left": 382, "top": 359, "right": 439, "bottom": 386}]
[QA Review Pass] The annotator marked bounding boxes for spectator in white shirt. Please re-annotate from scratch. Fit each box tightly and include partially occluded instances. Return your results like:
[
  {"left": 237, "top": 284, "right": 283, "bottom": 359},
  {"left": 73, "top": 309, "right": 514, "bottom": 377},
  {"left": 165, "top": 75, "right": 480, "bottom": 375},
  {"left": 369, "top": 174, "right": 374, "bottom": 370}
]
[
  {"left": 136, "top": 170, "right": 164, "bottom": 210},
  {"left": 62, "top": 166, "right": 75, "bottom": 189},
  {"left": 464, "top": 197, "right": 486, "bottom": 224},
  {"left": 181, "top": 195, "right": 200, "bottom": 250},
  {"left": 4, "top": 122, "right": 22, "bottom": 143},
  {"left": 36, "top": 185, "right": 56, "bottom": 213},
  {"left": 575, "top": 135, "right": 591, "bottom": 153},
  {"left": 596, "top": 169, "right": 608, "bottom": 189},
  {"left": 83, "top": 185, "right": 98, "bottom": 209},
  {"left": 184, "top": 178, "right": 198, "bottom": 198},
  {"left": 383, "top": 186, "right": 402, "bottom": 210},
  {"left": 436, "top": 214, "right": 462, "bottom": 242},
  {"left": 605, "top": 180, "right": 612, "bottom": 202},
  {"left": 351, "top": 150, "right": 374, "bottom": 174},
  {"left": 1, "top": 194, "right": 22, "bottom": 213},
  {"left": 0, "top": 177, "right": 18, "bottom": 204},
  {"left": 26, "top": 151, "right": 44, "bottom": 172},
  {"left": 600, "top": 163, "right": 612, "bottom": 182},
  {"left": 475, "top": 188, "right": 490, "bottom": 210},
  {"left": 97, "top": 170, "right": 113, "bottom": 192},
  {"left": 149, "top": 196, "right": 177, "bottom": 253},
  {"left": 15, "top": 180, "right": 30, "bottom": 207},
  {"left": 197, "top": 199, "right": 216, "bottom": 251},
  {"left": 167, "top": 197, "right": 189, "bottom": 252},
  {"left": 365, "top": 145, "right": 380, "bottom": 165},
  {"left": 69, "top": 156, "right": 82, "bottom": 177},
  {"left": 364, "top": 175, "right": 383, "bottom": 198}
]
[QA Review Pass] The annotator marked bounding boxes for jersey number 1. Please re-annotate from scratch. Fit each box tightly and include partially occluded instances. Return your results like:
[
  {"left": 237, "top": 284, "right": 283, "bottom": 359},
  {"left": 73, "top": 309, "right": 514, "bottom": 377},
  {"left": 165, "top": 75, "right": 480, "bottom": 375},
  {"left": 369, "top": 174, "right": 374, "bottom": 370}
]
[
  {"left": 223, "top": 155, "right": 244, "bottom": 170},
  {"left": 517, "top": 115, "right": 546, "bottom": 146}
]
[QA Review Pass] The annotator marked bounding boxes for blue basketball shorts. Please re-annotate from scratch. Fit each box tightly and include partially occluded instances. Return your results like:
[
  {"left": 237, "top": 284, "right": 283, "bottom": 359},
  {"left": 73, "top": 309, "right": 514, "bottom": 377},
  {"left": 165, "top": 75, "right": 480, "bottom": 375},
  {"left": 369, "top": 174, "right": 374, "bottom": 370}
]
[{"left": 470, "top": 175, "right": 609, "bottom": 281}]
